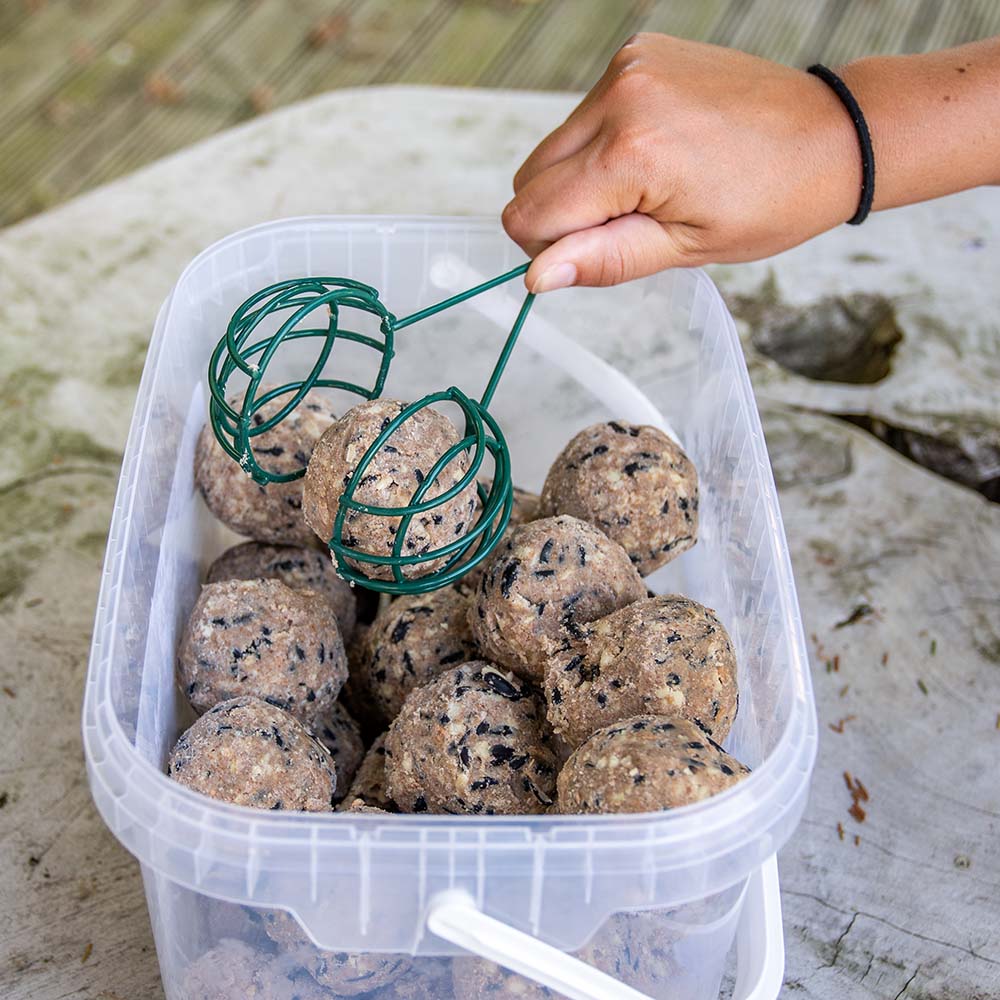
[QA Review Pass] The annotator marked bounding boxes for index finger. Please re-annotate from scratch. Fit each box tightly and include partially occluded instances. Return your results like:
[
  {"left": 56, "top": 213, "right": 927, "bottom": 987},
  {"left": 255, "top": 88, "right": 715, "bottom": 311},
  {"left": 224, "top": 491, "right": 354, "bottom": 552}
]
[{"left": 512, "top": 100, "right": 603, "bottom": 194}]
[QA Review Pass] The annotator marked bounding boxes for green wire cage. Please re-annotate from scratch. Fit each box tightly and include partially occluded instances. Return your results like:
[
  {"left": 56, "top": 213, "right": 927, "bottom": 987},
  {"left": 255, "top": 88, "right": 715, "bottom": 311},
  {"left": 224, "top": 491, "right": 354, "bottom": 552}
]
[{"left": 208, "top": 263, "right": 534, "bottom": 595}]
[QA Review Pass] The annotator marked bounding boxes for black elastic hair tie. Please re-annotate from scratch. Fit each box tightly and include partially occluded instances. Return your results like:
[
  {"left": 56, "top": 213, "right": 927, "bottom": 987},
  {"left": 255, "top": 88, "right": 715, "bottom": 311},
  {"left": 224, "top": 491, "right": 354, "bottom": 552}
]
[{"left": 807, "top": 64, "right": 875, "bottom": 225}]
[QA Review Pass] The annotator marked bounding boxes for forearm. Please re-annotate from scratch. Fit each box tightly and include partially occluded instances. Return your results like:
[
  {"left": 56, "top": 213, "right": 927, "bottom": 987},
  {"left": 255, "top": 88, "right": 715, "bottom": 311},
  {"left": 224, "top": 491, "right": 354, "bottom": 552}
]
[{"left": 839, "top": 38, "right": 1000, "bottom": 212}]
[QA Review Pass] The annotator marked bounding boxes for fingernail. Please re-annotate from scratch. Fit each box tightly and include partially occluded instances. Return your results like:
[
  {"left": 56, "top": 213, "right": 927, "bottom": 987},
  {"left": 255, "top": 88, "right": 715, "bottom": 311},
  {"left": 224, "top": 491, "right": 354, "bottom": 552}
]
[{"left": 532, "top": 262, "right": 577, "bottom": 293}]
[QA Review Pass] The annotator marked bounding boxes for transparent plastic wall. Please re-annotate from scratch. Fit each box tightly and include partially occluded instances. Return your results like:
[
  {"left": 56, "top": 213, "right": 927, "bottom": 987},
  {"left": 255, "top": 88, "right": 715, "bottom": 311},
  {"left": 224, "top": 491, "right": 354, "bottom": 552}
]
[{"left": 84, "top": 218, "right": 817, "bottom": 1000}]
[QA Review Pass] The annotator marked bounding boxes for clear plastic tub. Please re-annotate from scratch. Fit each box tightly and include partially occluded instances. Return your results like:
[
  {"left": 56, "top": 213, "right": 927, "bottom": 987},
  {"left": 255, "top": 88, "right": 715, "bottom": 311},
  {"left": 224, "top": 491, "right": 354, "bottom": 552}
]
[{"left": 83, "top": 216, "right": 817, "bottom": 1000}]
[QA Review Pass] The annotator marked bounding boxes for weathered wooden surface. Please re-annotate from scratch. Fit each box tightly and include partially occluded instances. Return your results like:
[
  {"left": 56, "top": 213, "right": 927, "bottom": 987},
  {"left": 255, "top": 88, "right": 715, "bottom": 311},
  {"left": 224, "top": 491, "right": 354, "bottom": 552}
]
[
  {"left": 3, "top": 0, "right": 1000, "bottom": 226},
  {"left": 1, "top": 87, "right": 998, "bottom": 1000},
  {"left": 761, "top": 409, "right": 1000, "bottom": 999},
  {"left": 721, "top": 205, "right": 1000, "bottom": 500}
]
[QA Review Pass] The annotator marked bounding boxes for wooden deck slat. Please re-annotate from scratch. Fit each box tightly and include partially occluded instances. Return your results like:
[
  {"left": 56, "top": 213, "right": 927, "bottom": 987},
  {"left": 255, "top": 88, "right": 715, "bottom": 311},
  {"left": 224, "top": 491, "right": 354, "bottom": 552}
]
[
  {"left": 927, "top": 5, "right": 979, "bottom": 49},
  {"left": 707, "top": 0, "right": 760, "bottom": 49},
  {"left": 1, "top": 0, "right": 997, "bottom": 227},
  {"left": 573, "top": 1, "right": 659, "bottom": 91},
  {"left": 637, "top": 0, "right": 735, "bottom": 45},
  {"left": 367, "top": 2, "right": 465, "bottom": 84},
  {"left": 238, "top": 0, "right": 367, "bottom": 102},
  {"left": 84, "top": 0, "right": 346, "bottom": 186},
  {"left": 820, "top": 0, "right": 923, "bottom": 66},
  {"left": 16, "top": 1, "right": 252, "bottom": 215},
  {"left": 278, "top": 1, "right": 439, "bottom": 95},
  {"left": 0, "top": 0, "right": 28, "bottom": 39},
  {"left": 901, "top": 0, "right": 946, "bottom": 55},
  {"left": 0, "top": 0, "right": 239, "bottom": 221},
  {"left": 723, "top": 0, "right": 831, "bottom": 64},
  {"left": 928, "top": 0, "right": 1000, "bottom": 50},
  {"left": 0, "top": 0, "right": 159, "bottom": 133},
  {"left": 391, "top": 2, "right": 540, "bottom": 86},
  {"left": 474, "top": 0, "right": 562, "bottom": 89},
  {"left": 478, "top": 0, "right": 638, "bottom": 92}
]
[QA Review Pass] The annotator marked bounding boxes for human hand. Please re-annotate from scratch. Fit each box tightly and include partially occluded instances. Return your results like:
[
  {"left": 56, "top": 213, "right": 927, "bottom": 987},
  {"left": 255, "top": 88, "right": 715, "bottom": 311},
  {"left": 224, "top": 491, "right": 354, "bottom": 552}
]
[{"left": 502, "top": 33, "right": 862, "bottom": 290}]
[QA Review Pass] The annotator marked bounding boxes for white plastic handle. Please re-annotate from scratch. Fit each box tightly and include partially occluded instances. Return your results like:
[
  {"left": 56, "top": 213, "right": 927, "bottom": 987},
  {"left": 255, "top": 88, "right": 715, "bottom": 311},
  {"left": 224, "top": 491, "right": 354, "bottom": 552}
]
[
  {"left": 427, "top": 855, "right": 784, "bottom": 1000},
  {"left": 427, "top": 890, "right": 652, "bottom": 1000},
  {"left": 428, "top": 255, "right": 681, "bottom": 444}
]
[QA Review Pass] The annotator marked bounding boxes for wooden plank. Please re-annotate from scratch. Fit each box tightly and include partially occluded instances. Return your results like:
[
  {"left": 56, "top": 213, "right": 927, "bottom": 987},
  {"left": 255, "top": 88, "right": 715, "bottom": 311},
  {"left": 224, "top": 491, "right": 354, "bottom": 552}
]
[
  {"left": 819, "top": 0, "right": 923, "bottom": 65},
  {"left": 798, "top": 0, "right": 854, "bottom": 65},
  {"left": 0, "top": 1, "right": 155, "bottom": 129},
  {"left": 13, "top": 0, "right": 371, "bottom": 217},
  {"left": 470, "top": 0, "right": 559, "bottom": 89},
  {"left": 68, "top": 0, "right": 344, "bottom": 188},
  {"left": 925, "top": 0, "right": 1000, "bottom": 51},
  {"left": 367, "top": 2, "right": 463, "bottom": 85},
  {"left": 205, "top": 0, "right": 359, "bottom": 106},
  {"left": 926, "top": 0, "right": 967, "bottom": 53},
  {"left": 571, "top": 1, "right": 661, "bottom": 93},
  {"left": 722, "top": 0, "right": 829, "bottom": 64},
  {"left": 0, "top": 0, "right": 29, "bottom": 39},
  {"left": 276, "top": 0, "right": 452, "bottom": 95},
  {"left": 637, "top": 0, "right": 735, "bottom": 46},
  {"left": 1, "top": 0, "right": 999, "bottom": 228},
  {"left": 900, "top": 0, "right": 946, "bottom": 53},
  {"left": 0, "top": 0, "right": 239, "bottom": 223},
  {"left": 29, "top": 0, "right": 250, "bottom": 208},
  {"left": 391, "top": 1, "right": 541, "bottom": 87},
  {"left": 707, "top": 0, "right": 761, "bottom": 48},
  {"left": 477, "top": 0, "right": 639, "bottom": 92}
]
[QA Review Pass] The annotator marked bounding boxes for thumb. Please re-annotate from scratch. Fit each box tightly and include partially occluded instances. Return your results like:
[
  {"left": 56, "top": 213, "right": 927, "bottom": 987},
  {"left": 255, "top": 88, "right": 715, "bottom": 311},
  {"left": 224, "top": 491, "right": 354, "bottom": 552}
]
[{"left": 525, "top": 214, "right": 698, "bottom": 291}]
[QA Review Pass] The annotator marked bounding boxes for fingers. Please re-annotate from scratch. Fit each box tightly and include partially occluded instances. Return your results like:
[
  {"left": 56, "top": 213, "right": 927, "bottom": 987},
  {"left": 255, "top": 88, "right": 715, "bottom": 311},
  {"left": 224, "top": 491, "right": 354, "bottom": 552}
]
[
  {"left": 512, "top": 87, "right": 608, "bottom": 193},
  {"left": 524, "top": 214, "right": 701, "bottom": 290},
  {"left": 503, "top": 142, "right": 644, "bottom": 258},
  {"left": 511, "top": 42, "right": 641, "bottom": 194},
  {"left": 512, "top": 108, "right": 602, "bottom": 194}
]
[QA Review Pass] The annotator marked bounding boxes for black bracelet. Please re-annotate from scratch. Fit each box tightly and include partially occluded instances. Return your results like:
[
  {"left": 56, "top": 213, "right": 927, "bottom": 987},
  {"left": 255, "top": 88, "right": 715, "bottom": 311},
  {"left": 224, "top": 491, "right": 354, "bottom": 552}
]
[{"left": 807, "top": 64, "right": 875, "bottom": 225}]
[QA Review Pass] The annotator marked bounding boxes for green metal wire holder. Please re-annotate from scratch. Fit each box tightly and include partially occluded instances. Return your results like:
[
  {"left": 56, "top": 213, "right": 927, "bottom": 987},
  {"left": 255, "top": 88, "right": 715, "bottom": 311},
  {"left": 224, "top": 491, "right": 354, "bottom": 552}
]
[{"left": 208, "top": 262, "right": 534, "bottom": 594}]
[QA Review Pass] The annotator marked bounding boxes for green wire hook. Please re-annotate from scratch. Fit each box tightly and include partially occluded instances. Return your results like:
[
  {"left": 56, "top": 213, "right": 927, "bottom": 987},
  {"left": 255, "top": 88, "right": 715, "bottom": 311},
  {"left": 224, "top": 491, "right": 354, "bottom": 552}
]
[{"left": 208, "top": 262, "right": 534, "bottom": 594}]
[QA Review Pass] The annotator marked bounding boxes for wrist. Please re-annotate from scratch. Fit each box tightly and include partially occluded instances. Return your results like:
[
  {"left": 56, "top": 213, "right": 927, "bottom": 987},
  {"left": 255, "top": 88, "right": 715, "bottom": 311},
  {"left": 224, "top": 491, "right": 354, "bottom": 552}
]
[
  {"left": 833, "top": 57, "right": 893, "bottom": 212},
  {"left": 799, "top": 69, "right": 868, "bottom": 228},
  {"left": 806, "top": 64, "right": 875, "bottom": 224}
]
